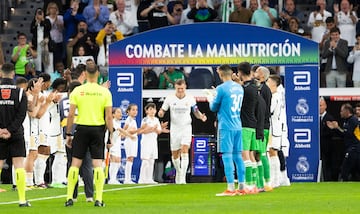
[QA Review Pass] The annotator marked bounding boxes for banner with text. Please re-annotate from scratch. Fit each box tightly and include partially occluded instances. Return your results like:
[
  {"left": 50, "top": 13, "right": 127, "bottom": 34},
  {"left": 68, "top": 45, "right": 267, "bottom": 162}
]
[{"left": 109, "top": 23, "right": 319, "bottom": 182}]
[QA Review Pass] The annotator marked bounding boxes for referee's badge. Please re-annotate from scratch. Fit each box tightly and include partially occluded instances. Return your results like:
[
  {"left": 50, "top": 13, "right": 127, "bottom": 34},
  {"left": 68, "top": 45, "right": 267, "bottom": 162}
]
[{"left": 1, "top": 89, "right": 11, "bottom": 99}]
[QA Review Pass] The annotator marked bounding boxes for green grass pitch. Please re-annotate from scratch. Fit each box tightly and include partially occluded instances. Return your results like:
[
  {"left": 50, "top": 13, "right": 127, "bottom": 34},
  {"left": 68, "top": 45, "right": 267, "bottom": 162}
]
[{"left": 0, "top": 182, "right": 360, "bottom": 213}]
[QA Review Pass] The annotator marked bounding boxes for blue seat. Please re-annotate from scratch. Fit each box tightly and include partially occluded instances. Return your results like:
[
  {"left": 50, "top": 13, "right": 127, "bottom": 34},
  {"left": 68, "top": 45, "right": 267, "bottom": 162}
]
[{"left": 187, "top": 68, "right": 214, "bottom": 89}]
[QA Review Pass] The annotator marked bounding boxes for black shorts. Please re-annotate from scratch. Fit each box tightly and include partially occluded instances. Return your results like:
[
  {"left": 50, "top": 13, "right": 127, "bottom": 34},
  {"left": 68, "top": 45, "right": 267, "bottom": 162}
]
[
  {"left": 0, "top": 135, "right": 26, "bottom": 159},
  {"left": 72, "top": 125, "right": 106, "bottom": 160}
]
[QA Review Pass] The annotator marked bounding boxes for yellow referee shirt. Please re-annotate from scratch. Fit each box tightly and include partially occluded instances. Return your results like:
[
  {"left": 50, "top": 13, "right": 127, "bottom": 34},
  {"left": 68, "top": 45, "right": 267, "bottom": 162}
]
[{"left": 69, "top": 82, "right": 112, "bottom": 126}]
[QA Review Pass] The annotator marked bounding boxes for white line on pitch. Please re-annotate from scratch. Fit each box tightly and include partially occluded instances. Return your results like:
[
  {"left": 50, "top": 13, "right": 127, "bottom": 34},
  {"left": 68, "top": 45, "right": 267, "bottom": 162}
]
[{"left": 0, "top": 184, "right": 167, "bottom": 205}]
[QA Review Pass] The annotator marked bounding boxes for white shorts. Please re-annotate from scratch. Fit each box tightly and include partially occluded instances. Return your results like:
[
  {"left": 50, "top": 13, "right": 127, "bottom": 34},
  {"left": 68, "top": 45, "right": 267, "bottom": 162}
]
[
  {"left": 269, "top": 135, "right": 281, "bottom": 150},
  {"left": 124, "top": 138, "right": 138, "bottom": 157},
  {"left": 140, "top": 140, "right": 158, "bottom": 160},
  {"left": 110, "top": 142, "right": 121, "bottom": 158},
  {"left": 49, "top": 135, "right": 64, "bottom": 153},
  {"left": 28, "top": 135, "right": 40, "bottom": 151},
  {"left": 170, "top": 126, "right": 192, "bottom": 151}
]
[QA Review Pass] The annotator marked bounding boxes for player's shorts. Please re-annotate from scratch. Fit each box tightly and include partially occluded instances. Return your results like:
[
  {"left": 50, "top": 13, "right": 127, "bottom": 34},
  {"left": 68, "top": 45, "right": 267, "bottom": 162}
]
[
  {"left": 140, "top": 140, "right": 158, "bottom": 160},
  {"left": 28, "top": 135, "right": 40, "bottom": 151},
  {"left": 124, "top": 138, "right": 138, "bottom": 158},
  {"left": 39, "top": 132, "right": 48, "bottom": 146},
  {"left": 110, "top": 141, "right": 121, "bottom": 157},
  {"left": 0, "top": 135, "right": 26, "bottom": 159},
  {"left": 48, "top": 135, "right": 64, "bottom": 154},
  {"left": 72, "top": 125, "right": 106, "bottom": 160},
  {"left": 242, "top": 127, "right": 258, "bottom": 151},
  {"left": 217, "top": 129, "right": 242, "bottom": 153},
  {"left": 170, "top": 126, "right": 192, "bottom": 151},
  {"left": 269, "top": 135, "right": 281, "bottom": 150}
]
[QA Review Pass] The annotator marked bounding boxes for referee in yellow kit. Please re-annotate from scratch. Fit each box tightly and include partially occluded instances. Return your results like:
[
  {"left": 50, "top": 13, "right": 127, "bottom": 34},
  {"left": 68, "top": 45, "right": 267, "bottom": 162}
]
[{"left": 65, "top": 61, "right": 113, "bottom": 207}]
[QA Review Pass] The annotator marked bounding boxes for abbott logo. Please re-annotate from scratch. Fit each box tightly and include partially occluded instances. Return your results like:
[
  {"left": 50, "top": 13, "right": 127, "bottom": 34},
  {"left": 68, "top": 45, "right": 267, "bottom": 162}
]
[
  {"left": 293, "top": 71, "right": 310, "bottom": 85},
  {"left": 294, "top": 129, "right": 311, "bottom": 143},
  {"left": 195, "top": 139, "right": 207, "bottom": 148},
  {"left": 117, "top": 73, "right": 134, "bottom": 87}
]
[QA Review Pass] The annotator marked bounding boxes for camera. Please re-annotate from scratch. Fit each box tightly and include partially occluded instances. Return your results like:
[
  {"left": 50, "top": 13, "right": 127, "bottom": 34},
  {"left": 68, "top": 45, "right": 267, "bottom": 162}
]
[
  {"left": 79, "top": 28, "right": 85, "bottom": 33},
  {"left": 316, "top": 5, "right": 321, "bottom": 12},
  {"left": 156, "top": 2, "right": 165, "bottom": 8},
  {"left": 37, "top": 10, "right": 43, "bottom": 15}
]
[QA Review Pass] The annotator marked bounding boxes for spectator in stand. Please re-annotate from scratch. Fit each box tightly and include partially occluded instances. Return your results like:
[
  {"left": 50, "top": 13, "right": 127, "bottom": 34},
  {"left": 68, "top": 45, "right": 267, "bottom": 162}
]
[
  {"left": 96, "top": 20, "right": 124, "bottom": 83},
  {"left": 249, "top": 0, "right": 259, "bottom": 13},
  {"left": 83, "top": 0, "right": 110, "bottom": 35},
  {"left": 30, "top": 8, "right": 52, "bottom": 74},
  {"left": 229, "top": 0, "right": 252, "bottom": 24},
  {"left": 67, "top": 21, "right": 99, "bottom": 64},
  {"left": 251, "top": 0, "right": 277, "bottom": 28},
  {"left": 143, "top": 67, "right": 159, "bottom": 89},
  {"left": 347, "top": 33, "right": 360, "bottom": 87},
  {"left": 180, "top": 0, "right": 196, "bottom": 24},
  {"left": 168, "top": 1, "right": 184, "bottom": 25},
  {"left": 139, "top": 0, "right": 171, "bottom": 29},
  {"left": 322, "top": 27, "right": 349, "bottom": 88},
  {"left": 307, "top": 0, "right": 332, "bottom": 43},
  {"left": 158, "top": 67, "right": 185, "bottom": 89},
  {"left": 288, "top": 17, "right": 304, "bottom": 35},
  {"left": 279, "top": 0, "right": 304, "bottom": 31},
  {"left": 64, "top": 0, "right": 86, "bottom": 67},
  {"left": 110, "top": 0, "right": 139, "bottom": 37},
  {"left": 11, "top": 33, "right": 37, "bottom": 78},
  {"left": 319, "top": 17, "right": 336, "bottom": 87},
  {"left": 334, "top": 0, "right": 357, "bottom": 49},
  {"left": 46, "top": 2, "right": 64, "bottom": 70},
  {"left": 187, "top": 0, "right": 218, "bottom": 22}
]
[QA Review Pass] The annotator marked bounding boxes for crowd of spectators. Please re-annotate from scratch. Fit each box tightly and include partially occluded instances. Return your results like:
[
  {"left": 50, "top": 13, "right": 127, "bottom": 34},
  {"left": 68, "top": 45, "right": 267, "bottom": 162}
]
[{"left": 3, "top": 0, "right": 360, "bottom": 88}]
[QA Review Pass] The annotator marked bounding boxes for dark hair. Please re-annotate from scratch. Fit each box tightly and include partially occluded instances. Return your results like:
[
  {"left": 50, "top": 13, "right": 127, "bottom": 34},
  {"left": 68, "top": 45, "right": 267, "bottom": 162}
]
[
  {"left": 237, "top": 62, "right": 251, "bottom": 76},
  {"left": 145, "top": 102, "right": 156, "bottom": 111},
  {"left": 17, "top": 33, "right": 27, "bottom": 39},
  {"left": 218, "top": 64, "right": 233, "bottom": 76},
  {"left": 126, "top": 103, "right": 138, "bottom": 114},
  {"left": 342, "top": 103, "right": 354, "bottom": 114},
  {"left": 26, "top": 78, "right": 38, "bottom": 91},
  {"left": 325, "top": 17, "right": 335, "bottom": 24},
  {"left": 1, "top": 63, "right": 14, "bottom": 74},
  {"left": 330, "top": 27, "right": 340, "bottom": 34},
  {"left": 112, "top": 107, "right": 121, "bottom": 114},
  {"left": 38, "top": 72, "right": 51, "bottom": 82},
  {"left": 16, "top": 76, "right": 28, "bottom": 85},
  {"left": 86, "top": 62, "right": 98, "bottom": 74},
  {"left": 71, "top": 64, "right": 86, "bottom": 80},
  {"left": 51, "top": 77, "right": 67, "bottom": 91},
  {"left": 268, "top": 74, "right": 281, "bottom": 87},
  {"left": 68, "top": 80, "right": 81, "bottom": 93}
]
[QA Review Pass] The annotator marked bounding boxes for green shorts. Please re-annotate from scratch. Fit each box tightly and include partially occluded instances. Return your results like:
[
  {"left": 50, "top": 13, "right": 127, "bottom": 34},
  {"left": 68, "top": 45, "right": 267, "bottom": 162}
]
[{"left": 242, "top": 127, "right": 258, "bottom": 151}]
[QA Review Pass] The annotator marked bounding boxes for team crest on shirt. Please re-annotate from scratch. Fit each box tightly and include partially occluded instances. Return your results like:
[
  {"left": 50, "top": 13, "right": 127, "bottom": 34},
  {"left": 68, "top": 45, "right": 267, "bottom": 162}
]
[
  {"left": 80, "top": 91, "right": 84, "bottom": 96},
  {"left": 1, "top": 89, "right": 11, "bottom": 99}
]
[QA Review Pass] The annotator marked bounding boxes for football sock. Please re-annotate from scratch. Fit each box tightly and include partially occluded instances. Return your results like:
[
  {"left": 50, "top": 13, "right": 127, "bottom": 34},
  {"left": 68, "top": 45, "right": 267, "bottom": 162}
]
[
  {"left": 261, "top": 153, "right": 271, "bottom": 183},
  {"left": 233, "top": 152, "right": 245, "bottom": 183},
  {"left": 180, "top": 153, "right": 189, "bottom": 178},
  {"left": 94, "top": 167, "right": 105, "bottom": 202},
  {"left": 15, "top": 168, "right": 26, "bottom": 203},
  {"left": 244, "top": 160, "right": 252, "bottom": 186},
  {"left": 66, "top": 166, "right": 79, "bottom": 200},
  {"left": 222, "top": 153, "right": 235, "bottom": 183},
  {"left": 257, "top": 161, "right": 264, "bottom": 188}
]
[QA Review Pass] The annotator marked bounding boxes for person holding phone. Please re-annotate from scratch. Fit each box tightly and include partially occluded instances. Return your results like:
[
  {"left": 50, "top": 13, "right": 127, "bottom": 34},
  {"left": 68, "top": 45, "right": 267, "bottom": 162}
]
[{"left": 307, "top": 0, "right": 332, "bottom": 43}]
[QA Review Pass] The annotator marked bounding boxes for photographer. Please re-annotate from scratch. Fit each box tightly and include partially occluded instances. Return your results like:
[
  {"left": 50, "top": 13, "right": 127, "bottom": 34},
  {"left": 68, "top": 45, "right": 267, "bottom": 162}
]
[
  {"left": 67, "top": 20, "right": 99, "bottom": 65},
  {"left": 11, "top": 33, "right": 37, "bottom": 78},
  {"left": 158, "top": 67, "right": 185, "bottom": 89},
  {"left": 307, "top": 0, "right": 332, "bottom": 43},
  {"left": 187, "top": 0, "right": 218, "bottom": 22},
  {"left": 95, "top": 21, "right": 124, "bottom": 83},
  {"left": 139, "top": 0, "right": 171, "bottom": 29},
  {"left": 30, "top": 8, "right": 51, "bottom": 74}
]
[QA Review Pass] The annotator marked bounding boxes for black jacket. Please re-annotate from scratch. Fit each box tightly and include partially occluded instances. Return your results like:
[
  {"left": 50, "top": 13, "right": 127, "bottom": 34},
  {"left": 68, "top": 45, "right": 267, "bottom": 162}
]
[{"left": 0, "top": 78, "right": 27, "bottom": 136}]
